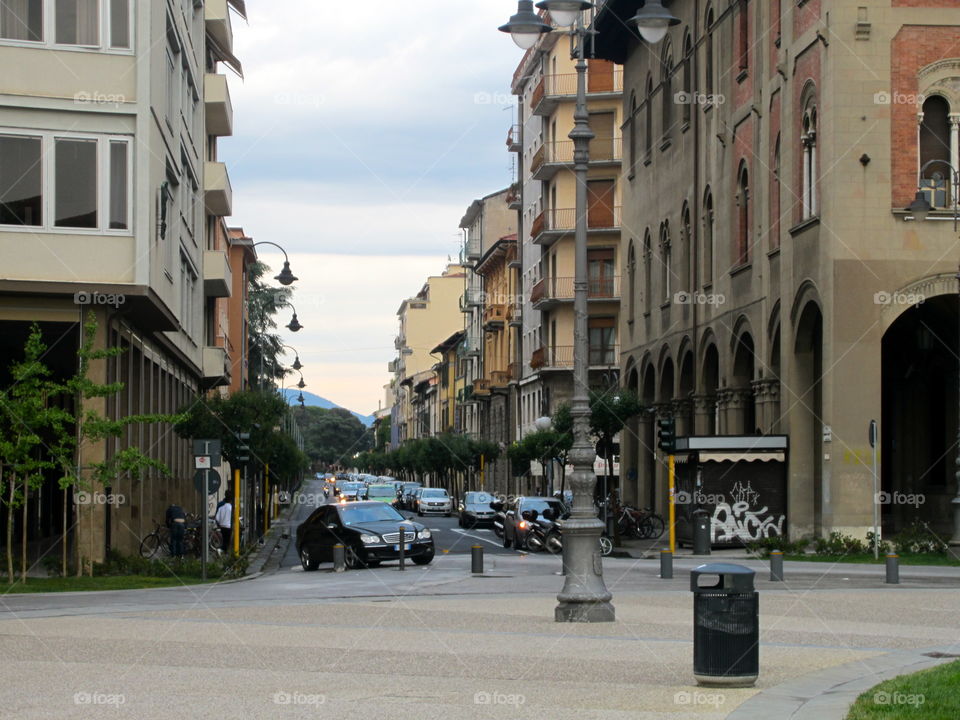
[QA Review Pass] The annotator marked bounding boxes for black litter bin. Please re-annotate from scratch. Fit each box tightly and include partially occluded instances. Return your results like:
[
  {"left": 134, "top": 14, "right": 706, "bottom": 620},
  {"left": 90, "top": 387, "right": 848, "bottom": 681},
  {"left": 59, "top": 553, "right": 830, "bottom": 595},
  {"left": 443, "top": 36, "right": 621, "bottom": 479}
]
[
  {"left": 690, "top": 563, "right": 758, "bottom": 687},
  {"left": 692, "top": 509, "right": 711, "bottom": 555}
]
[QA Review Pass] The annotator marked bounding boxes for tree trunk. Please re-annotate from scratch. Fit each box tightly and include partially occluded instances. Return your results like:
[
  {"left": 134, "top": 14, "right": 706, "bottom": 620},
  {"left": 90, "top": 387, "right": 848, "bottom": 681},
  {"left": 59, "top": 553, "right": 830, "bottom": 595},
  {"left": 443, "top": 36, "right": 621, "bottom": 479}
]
[
  {"left": 20, "top": 481, "right": 27, "bottom": 583},
  {"left": 6, "top": 474, "right": 15, "bottom": 584},
  {"left": 62, "top": 486, "right": 67, "bottom": 576}
]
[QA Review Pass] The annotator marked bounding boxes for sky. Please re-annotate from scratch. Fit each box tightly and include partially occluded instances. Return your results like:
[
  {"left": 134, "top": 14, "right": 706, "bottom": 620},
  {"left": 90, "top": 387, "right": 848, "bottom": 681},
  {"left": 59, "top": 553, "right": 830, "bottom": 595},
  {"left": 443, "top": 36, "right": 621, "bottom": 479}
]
[{"left": 222, "top": 1, "right": 522, "bottom": 415}]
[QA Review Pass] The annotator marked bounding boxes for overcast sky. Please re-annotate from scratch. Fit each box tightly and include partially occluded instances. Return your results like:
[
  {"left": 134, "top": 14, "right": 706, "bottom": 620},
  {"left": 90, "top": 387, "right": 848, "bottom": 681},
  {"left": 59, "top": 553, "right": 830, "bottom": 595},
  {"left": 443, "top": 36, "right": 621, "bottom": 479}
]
[{"left": 223, "top": 1, "right": 521, "bottom": 414}]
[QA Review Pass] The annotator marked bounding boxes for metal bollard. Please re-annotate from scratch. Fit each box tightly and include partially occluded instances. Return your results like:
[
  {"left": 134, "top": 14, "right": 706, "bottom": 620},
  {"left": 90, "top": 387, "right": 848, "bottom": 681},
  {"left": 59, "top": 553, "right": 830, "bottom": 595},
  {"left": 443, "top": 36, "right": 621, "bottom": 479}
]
[
  {"left": 398, "top": 526, "right": 406, "bottom": 571},
  {"left": 886, "top": 554, "right": 899, "bottom": 584},
  {"left": 660, "top": 549, "right": 673, "bottom": 579},
  {"left": 333, "top": 544, "right": 345, "bottom": 573},
  {"left": 471, "top": 544, "right": 484, "bottom": 574},
  {"left": 770, "top": 550, "right": 784, "bottom": 582}
]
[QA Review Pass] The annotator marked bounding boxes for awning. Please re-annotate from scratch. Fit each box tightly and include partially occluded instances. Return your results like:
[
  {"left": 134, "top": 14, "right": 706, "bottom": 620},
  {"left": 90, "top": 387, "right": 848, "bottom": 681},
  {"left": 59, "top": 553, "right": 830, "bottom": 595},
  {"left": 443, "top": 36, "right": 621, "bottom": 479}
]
[
  {"left": 206, "top": 33, "right": 243, "bottom": 78},
  {"left": 227, "top": 0, "right": 247, "bottom": 20},
  {"left": 700, "top": 452, "right": 785, "bottom": 463}
]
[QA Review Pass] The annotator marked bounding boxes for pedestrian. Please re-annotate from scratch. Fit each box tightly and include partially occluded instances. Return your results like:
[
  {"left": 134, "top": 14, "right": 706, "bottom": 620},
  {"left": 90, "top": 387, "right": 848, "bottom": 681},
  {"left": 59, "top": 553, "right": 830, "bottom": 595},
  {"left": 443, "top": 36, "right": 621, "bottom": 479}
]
[
  {"left": 216, "top": 491, "right": 233, "bottom": 555},
  {"left": 165, "top": 503, "right": 187, "bottom": 559}
]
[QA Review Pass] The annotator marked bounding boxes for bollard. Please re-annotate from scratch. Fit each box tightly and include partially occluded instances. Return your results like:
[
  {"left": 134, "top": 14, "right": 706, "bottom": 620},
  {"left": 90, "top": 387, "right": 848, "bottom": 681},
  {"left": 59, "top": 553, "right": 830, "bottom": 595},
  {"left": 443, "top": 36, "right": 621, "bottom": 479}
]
[
  {"left": 770, "top": 550, "right": 784, "bottom": 582},
  {"left": 886, "top": 553, "right": 899, "bottom": 584},
  {"left": 471, "top": 544, "right": 484, "bottom": 574},
  {"left": 660, "top": 549, "right": 673, "bottom": 579},
  {"left": 398, "top": 526, "right": 406, "bottom": 571},
  {"left": 333, "top": 544, "right": 345, "bottom": 573}
]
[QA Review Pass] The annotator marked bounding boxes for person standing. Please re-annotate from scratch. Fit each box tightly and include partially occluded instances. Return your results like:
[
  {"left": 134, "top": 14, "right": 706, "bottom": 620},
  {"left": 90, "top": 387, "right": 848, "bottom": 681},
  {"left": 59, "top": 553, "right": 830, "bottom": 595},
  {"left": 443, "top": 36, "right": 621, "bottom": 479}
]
[
  {"left": 165, "top": 503, "right": 187, "bottom": 559},
  {"left": 216, "top": 492, "right": 233, "bottom": 555}
]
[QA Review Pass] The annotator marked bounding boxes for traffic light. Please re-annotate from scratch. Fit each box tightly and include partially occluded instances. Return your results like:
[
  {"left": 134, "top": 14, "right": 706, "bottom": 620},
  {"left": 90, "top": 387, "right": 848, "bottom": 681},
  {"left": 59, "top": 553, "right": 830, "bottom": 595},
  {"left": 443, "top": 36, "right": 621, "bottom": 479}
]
[
  {"left": 657, "top": 417, "right": 676, "bottom": 454},
  {"left": 237, "top": 432, "right": 251, "bottom": 463}
]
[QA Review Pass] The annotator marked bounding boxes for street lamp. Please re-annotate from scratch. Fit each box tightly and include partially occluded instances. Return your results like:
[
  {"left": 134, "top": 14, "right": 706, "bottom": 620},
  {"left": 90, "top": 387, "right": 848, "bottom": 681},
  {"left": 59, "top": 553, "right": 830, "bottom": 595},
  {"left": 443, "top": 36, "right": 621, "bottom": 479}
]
[
  {"left": 251, "top": 241, "right": 299, "bottom": 286},
  {"left": 535, "top": 415, "right": 553, "bottom": 432},
  {"left": 280, "top": 344, "right": 303, "bottom": 371},
  {"left": 284, "top": 303, "right": 303, "bottom": 333},
  {"left": 630, "top": 0, "right": 681, "bottom": 45},
  {"left": 501, "top": 0, "right": 623, "bottom": 623},
  {"left": 906, "top": 161, "right": 960, "bottom": 545}
]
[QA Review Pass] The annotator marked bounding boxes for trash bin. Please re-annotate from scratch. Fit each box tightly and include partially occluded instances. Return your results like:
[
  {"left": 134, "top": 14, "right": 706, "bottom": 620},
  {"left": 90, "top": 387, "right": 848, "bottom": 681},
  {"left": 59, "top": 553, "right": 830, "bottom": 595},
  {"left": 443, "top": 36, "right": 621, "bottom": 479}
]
[
  {"left": 689, "top": 563, "right": 759, "bottom": 687},
  {"left": 692, "top": 509, "right": 711, "bottom": 555}
]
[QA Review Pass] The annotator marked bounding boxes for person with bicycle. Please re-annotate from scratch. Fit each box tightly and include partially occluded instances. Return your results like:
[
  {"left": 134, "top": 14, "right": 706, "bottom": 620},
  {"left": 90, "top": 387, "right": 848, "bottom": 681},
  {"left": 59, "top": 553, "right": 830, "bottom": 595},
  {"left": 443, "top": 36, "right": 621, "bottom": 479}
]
[
  {"left": 216, "top": 491, "right": 234, "bottom": 555},
  {"left": 165, "top": 503, "right": 187, "bottom": 559}
]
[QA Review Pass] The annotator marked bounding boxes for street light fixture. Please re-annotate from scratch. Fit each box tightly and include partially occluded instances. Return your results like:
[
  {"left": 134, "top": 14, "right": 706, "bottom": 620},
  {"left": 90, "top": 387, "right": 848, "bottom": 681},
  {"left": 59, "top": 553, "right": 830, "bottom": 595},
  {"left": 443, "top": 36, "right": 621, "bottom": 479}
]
[
  {"left": 285, "top": 303, "right": 303, "bottom": 333},
  {"left": 281, "top": 344, "right": 303, "bottom": 371},
  {"left": 500, "top": 0, "right": 616, "bottom": 623},
  {"left": 630, "top": 0, "right": 681, "bottom": 45},
  {"left": 252, "top": 241, "right": 299, "bottom": 286},
  {"left": 535, "top": 415, "right": 553, "bottom": 432},
  {"left": 907, "top": 160, "right": 960, "bottom": 545}
]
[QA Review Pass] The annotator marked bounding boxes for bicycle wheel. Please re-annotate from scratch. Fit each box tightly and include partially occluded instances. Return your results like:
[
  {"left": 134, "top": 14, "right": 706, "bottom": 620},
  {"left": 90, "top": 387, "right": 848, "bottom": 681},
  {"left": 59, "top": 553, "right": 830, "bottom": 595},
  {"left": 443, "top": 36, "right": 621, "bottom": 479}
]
[
  {"left": 636, "top": 517, "right": 652, "bottom": 539},
  {"left": 598, "top": 536, "right": 613, "bottom": 556},
  {"left": 209, "top": 527, "right": 223, "bottom": 555},
  {"left": 155, "top": 528, "right": 172, "bottom": 558},
  {"left": 616, "top": 514, "right": 635, "bottom": 538},
  {"left": 139, "top": 533, "right": 161, "bottom": 558},
  {"left": 646, "top": 514, "right": 665, "bottom": 539}
]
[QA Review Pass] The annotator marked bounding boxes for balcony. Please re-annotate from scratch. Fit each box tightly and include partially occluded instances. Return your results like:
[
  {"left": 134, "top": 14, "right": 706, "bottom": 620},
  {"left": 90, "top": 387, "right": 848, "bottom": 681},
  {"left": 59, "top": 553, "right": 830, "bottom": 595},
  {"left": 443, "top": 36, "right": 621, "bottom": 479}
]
[
  {"left": 202, "top": 346, "right": 230, "bottom": 387},
  {"left": 458, "top": 334, "right": 482, "bottom": 357},
  {"left": 506, "top": 183, "right": 521, "bottom": 210},
  {"left": 531, "top": 68, "right": 624, "bottom": 117},
  {"left": 532, "top": 206, "right": 622, "bottom": 246},
  {"left": 205, "top": 0, "right": 233, "bottom": 55},
  {"left": 508, "top": 362, "right": 522, "bottom": 381},
  {"left": 507, "top": 124, "right": 522, "bottom": 152},
  {"left": 490, "top": 370, "right": 510, "bottom": 389},
  {"left": 530, "top": 276, "right": 620, "bottom": 309},
  {"left": 205, "top": 73, "right": 233, "bottom": 137},
  {"left": 483, "top": 303, "right": 508, "bottom": 329},
  {"left": 388, "top": 359, "right": 398, "bottom": 373},
  {"left": 464, "top": 235, "right": 481, "bottom": 262},
  {"left": 531, "top": 138, "right": 622, "bottom": 181},
  {"left": 204, "top": 161, "right": 233, "bottom": 217},
  {"left": 202, "top": 249, "right": 232, "bottom": 298},
  {"left": 458, "top": 385, "right": 476, "bottom": 403},
  {"left": 474, "top": 378, "right": 492, "bottom": 397},
  {"left": 530, "top": 345, "right": 620, "bottom": 371}
]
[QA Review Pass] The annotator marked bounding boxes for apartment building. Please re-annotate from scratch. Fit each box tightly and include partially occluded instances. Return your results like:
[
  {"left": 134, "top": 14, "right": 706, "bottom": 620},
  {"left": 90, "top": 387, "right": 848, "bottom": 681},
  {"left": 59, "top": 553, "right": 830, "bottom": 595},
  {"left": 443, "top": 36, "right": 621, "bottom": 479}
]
[
  {"left": 595, "top": 0, "right": 960, "bottom": 540},
  {"left": 0, "top": 0, "right": 245, "bottom": 563},
  {"left": 510, "top": 15, "right": 625, "bottom": 485},
  {"left": 389, "top": 264, "right": 466, "bottom": 446}
]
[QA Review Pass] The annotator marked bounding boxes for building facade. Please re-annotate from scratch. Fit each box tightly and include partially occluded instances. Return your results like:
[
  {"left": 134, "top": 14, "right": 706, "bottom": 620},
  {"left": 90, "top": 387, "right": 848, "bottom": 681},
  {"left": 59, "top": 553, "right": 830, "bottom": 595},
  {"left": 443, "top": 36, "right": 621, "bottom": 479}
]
[{"left": 595, "top": 0, "right": 960, "bottom": 539}]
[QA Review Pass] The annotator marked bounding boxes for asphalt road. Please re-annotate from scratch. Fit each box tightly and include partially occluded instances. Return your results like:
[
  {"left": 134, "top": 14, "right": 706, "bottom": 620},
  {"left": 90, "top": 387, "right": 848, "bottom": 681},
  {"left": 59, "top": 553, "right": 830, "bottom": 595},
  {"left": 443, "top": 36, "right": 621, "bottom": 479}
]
[{"left": 279, "top": 482, "right": 519, "bottom": 570}]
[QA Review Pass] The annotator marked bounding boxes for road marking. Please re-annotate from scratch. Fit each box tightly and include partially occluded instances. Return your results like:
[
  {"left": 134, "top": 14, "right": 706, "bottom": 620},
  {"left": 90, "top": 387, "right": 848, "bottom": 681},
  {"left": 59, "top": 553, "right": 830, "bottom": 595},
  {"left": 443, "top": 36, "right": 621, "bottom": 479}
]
[{"left": 450, "top": 528, "right": 504, "bottom": 548}]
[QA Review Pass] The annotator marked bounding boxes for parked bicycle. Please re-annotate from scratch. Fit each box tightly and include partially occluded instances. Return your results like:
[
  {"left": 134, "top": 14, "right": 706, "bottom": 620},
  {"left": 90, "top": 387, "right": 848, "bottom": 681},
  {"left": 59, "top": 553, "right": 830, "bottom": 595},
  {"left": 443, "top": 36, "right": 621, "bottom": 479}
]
[
  {"left": 613, "top": 503, "right": 665, "bottom": 540},
  {"left": 139, "top": 520, "right": 171, "bottom": 559}
]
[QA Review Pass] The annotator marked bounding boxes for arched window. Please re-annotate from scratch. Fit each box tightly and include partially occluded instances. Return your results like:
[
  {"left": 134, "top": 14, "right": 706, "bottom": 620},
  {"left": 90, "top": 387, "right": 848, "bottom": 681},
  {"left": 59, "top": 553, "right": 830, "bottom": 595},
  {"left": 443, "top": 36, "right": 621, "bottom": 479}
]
[
  {"left": 737, "top": 162, "right": 750, "bottom": 265},
  {"left": 643, "top": 230, "right": 652, "bottom": 313},
  {"left": 705, "top": 6, "right": 714, "bottom": 99},
  {"left": 801, "top": 93, "right": 818, "bottom": 219},
  {"left": 660, "top": 222, "right": 672, "bottom": 302},
  {"left": 771, "top": 134, "right": 781, "bottom": 249},
  {"left": 702, "top": 188, "right": 714, "bottom": 286},
  {"left": 682, "top": 32, "right": 693, "bottom": 126},
  {"left": 627, "top": 240, "right": 637, "bottom": 321},
  {"left": 645, "top": 74, "right": 654, "bottom": 161},
  {"left": 680, "top": 203, "right": 692, "bottom": 292},
  {"left": 738, "top": 0, "right": 749, "bottom": 75},
  {"left": 629, "top": 91, "right": 638, "bottom": 178},
  {"left": 919, "top": 95, "right": 953, "bottom": 208},
  {"left": 661, "top": 44, "right": 674, "bottom": 144}
]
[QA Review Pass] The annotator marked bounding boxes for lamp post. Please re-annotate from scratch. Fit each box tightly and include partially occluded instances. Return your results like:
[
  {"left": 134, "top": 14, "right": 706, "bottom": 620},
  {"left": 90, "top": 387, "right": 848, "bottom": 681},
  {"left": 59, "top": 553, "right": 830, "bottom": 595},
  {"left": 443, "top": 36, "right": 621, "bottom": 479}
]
[
  {"left": 251, "top": 241, "right": 299, "bottom": 286},
  {"left": 535, "top": 415, "right": 554, "bottom": 496},
  {"left": 280, "top": 344, "right": 304, "bottom": 371},
  {"left": 283, "top": 302, "right": 303, "bottom": 333},
  {"left": 907, "top": 161, "right": 960, "bottom": 545}
]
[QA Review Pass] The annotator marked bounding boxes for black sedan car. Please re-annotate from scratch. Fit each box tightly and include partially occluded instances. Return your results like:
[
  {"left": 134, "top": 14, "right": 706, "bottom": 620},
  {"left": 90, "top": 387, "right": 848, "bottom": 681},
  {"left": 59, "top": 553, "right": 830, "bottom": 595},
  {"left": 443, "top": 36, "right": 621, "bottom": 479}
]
[
  {"left": 458, "top": 491, "right": 497, "bottom": 528},
  {"left": 296, "top": 501, "right": 434, "bottom": 570}
]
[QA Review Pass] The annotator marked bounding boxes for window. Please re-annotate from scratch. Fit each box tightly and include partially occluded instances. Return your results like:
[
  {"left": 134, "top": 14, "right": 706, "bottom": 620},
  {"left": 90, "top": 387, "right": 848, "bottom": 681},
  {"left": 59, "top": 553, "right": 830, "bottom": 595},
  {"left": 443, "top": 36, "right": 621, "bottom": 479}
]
[
  {"left": 771, "top": 134, "right": 781, "bottom": 248},
  {"left": 704, "top": 7, "right": 714, "bottom": 99},
  {"left": 108, "top": 0, "right": 127, "bottom": 48},
  {"left": 738, "top": 0, "right": 749, "bottom": 76},
  {"left": 643, "top": 230, "right": 652, "bottom": 313},
  {"left": 645, "top": 75, "right": 653, "bottom": 162},
  {"left": 587, "top": 248, "right": 615, "bottom": 298},
  {"left": 680, "top": 204, "right": 691, "bottom": 293},
  {"left": 627, "top": 241, "right": 637, "bottom": 320},
  {"left": 737, "top": 163, "right": 750, "bottom": 265},
  {"left": 660, "top": 223, "right": 672, "bottom": 302},
  {"left": 919, "top": 95, "right": 953, "bottom": 208},
  {"left": 682, "top": 33, "right": 692, "bottom": 127},
  {"left": 801, "top": 99, "right": 818, "bottom": 219},
  {"left": 56, "top": 0, "right": 98, "bottom": 46},
  {"left": 0, "top": 131, "right": 129, "bottom": 232},
  {"left": 588, "top": 317, "right": 616, "bottom": 366},
  {"left": 0, "top": 0, "right": 42, "bottom": 41},
  {"left": 165, "top": 49, "right": 177, "bottom": 130},
  {"left": 661, "top": 46, "right": 673, "bottom": 144},
  {"left": 628, "top": 91, "right": 637, "bottom": 178},
  {"left": 702, "top": 189, "right": 714, "bottom": 286},
  {"left": 179, "top": 253, "right": 197, "bottom": 337},
  {"left": 0, "top": 135, "right": 41, "bottom": 225}
]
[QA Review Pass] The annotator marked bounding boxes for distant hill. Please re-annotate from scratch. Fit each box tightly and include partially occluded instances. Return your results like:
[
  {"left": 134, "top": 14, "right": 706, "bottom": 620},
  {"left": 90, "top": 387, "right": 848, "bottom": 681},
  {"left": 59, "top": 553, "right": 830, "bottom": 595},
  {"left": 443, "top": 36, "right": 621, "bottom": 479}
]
[{"left": 280, "top": 389, "right": 375, "bottom": 427}]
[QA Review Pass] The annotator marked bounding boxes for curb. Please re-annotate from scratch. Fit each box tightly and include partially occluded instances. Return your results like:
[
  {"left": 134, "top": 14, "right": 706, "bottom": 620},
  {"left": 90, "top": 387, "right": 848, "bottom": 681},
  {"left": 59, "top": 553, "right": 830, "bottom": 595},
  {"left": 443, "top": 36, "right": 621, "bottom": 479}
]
[{"left": 726, "top": 646, "right": 960, "bottom": 720}]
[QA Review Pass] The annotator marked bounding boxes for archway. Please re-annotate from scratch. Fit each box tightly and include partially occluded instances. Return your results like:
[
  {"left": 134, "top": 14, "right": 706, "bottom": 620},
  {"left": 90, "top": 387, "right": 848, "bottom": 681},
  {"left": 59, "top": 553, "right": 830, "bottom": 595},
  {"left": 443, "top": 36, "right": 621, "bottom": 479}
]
[
  {"left": 701, "top": 343, "right": 720, "bottom": 434},
  {"left": 794, "top": 301, "right": 824, "bottom": 536},
  {"left": 731, "top": 331, "right": 757, "bottom": 434},
  {"left": 641, "top": 363, "right": 657, "bottom": 509},
  {"left": 882, "top": 297, "right": 958, "bottom": 535}
]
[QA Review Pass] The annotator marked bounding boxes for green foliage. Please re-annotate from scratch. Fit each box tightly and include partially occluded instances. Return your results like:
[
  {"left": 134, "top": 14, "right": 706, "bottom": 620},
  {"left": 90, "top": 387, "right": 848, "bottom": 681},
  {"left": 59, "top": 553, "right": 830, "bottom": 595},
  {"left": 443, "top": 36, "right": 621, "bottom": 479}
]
[
  {"left": 814, "top": 531, "right": 868, "bottom": 556},
  {"left": 746, "top": 537, "right": 811, "bottom": 557},
  {"left": 247, "top": 261, "right": 294, "bottom": 390},
  {"left": 355, "top": 435, "right": 500, "bottom": 479},
  {"left": 92, "top": 549, "right": 249, "bottom": 579},
  {"left": 294, "top": 406, "right": 372, "bottom": 467},
  {"left": 891, "top": 522, "right": 948, "bottom": 556},
  {"left": 590, "top": 387, "right": 643, "bottom": 447},
  {"left": 375, "top": 416, "right": 391, "bottom": 451},
  {"left": 847, "top": 659, "right": 960, "bottom": 720}
]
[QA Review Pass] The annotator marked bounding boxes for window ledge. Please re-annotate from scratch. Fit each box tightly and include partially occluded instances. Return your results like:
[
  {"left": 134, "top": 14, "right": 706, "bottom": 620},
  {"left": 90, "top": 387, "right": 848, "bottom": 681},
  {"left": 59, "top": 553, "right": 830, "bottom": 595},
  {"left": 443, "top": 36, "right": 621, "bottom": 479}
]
[
  {"left": 702, "top": 282, "right": 713, "bottom": 292},
  {"left": 643, "top": 311, "right": 651, "bottom": 318},
  {"left": 737, "top": 69, "right": 749, "bottom": 84},
  {"left": 628, "top": 170, "right": 636, "bottom": 182},
  {"left": 680, "top": 121, "right": 691, "bottom": 134},
  {"left": 659, "top": 137, "right": 672, "bottom": 152},
  {"left": 767, "top": 246, "right": 781, "bottom": 259},
  {"left": 643, "top": 156, "right": 652, "bottom": 167},
  {"left": 660, "top": 300, "right": 671, "bottom": 310},
  {"left": 789, "top": 216, "right": 820, "bottom": 236},
  {"left": 730, "top": 262, "right": 752, "bottom": 278}
]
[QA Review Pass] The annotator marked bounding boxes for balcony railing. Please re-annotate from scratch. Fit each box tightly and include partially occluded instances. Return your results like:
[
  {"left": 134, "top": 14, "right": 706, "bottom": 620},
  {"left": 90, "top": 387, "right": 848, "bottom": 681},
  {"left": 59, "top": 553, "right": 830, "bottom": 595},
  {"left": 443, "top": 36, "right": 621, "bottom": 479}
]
[
  {"left": 474, "top": 378, "right": 492, "bottom": 396},
  {"left": 531, "top": 276, "right": 621, "bottom": 306},
  {"left": 490, "top": 370, "right": 510, "bottom": 388},
  {"left": 464, "top": 235, "right": 481, "bottom": 261},
  {"left": 483, "top": 304, "right": 508, "bottom": 327},
  {"left": 507, "top": 124, "right": 522, "bottom": 151},
  {"left": 530, "top": 345, "right": 620, "bottom": 370},
  {"left": 531, "top": 69, "right": 624, "bottom": 115},
  {"left": 506, "top": 182, "right": 521, "bottom": 209},
  {"left": 531, "top": 139, "right": 622, "bottom": 180},
  {"left": 531, "top": 206, "right": 622, "bottom": 243}
]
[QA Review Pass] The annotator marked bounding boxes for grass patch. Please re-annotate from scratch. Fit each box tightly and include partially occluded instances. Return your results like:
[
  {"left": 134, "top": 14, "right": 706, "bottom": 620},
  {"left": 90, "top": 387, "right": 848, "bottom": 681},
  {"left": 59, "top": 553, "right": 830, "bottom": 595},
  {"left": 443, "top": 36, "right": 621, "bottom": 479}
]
[
  {"left": 783, "top": 553, "right": 960, "bottom": 566},
  {"left": 846, "top": 659, "right": 960, "bottom": 720},
  {"left": 1, "top": 575, "right": 215, "bottom": 594}
]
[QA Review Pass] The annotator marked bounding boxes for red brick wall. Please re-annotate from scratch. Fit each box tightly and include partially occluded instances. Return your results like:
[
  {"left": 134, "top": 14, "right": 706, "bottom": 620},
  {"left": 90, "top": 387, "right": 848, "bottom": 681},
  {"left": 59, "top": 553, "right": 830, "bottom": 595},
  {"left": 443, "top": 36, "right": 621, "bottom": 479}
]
[
  {"left": 793, "top": 0, "right": 821, "bottom": 39},
  {"left": 793, "top": 46, "right": 822, "bottom": 224},
  {"left": 734, "top": 0, "right": 754, "bottom": 109},
  {"left": 891, "top": 26, "right": 960, "bottom": 207},
  {"left": 770, "top": 0, "right": 782, "bottom": 76},
  {"left": 733, "top": 116, "right": 755, "bottom": 265},
  {"left": 769, "top": 90, "right": 782, "bottom": 249}
]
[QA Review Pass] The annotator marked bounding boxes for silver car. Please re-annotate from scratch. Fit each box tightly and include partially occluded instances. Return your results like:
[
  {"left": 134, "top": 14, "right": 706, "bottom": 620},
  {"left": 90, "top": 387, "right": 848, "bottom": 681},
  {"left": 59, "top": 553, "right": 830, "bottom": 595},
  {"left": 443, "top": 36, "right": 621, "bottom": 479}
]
[{"left": 416, "top": 488, "right": 452, "bottom": 516}]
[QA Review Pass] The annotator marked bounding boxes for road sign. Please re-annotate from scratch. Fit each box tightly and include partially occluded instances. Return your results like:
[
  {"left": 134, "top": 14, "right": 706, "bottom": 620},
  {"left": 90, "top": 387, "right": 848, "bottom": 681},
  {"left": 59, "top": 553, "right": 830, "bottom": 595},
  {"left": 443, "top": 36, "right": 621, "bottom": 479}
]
[
  {"left": 193, "top": 439, "right": 222, "bottom": 466},
  {"left": 195, "top": 456, "right": 212, "bottom": 470},
  {"left": 194, "top": 469, "right": 221, "bottom": 496}
]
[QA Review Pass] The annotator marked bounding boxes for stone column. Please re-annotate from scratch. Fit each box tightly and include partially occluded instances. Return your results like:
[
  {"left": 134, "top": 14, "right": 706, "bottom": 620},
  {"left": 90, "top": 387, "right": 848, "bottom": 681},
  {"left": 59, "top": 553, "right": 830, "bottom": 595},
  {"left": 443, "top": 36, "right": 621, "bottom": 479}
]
[
  {"left": 715, "top": 388, "right": 732, "bottom": 435},
  {"left": 692, "top": 394, "right": 717, "bottom": 435},
  {"left": 672, "top": 399, "right": 694, "bottom": 437},
  {"left": 951, "top": 115, "right": 960, "bottom": 205}
]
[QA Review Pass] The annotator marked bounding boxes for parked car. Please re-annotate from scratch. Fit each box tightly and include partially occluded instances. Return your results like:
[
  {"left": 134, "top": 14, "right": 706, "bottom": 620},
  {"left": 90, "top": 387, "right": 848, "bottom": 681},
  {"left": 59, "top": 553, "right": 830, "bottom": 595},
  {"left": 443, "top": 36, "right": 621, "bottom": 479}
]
[
  {"left": 296, "top": 501, "right": 434, "bottom": 570},
  {"left": 400, "top": 482, "right": 422, "bottom": 509},
  {"left": 417, "top": 488, "right": 452, "bottom": 516},
  {"left": 458, "top": 491, "right": 497, "bottom": 528},
  {"left": 366, "top": 484, "right": 397, "bottom": 504},
  {"left": 410, "top": 487, "right": 426, "bottom": 513},
  {"left": 500, "top": 496, "right": 568, "bottom": 550},
  {"left": 336, "top": 481, "right": 367, "bottom": 501}
]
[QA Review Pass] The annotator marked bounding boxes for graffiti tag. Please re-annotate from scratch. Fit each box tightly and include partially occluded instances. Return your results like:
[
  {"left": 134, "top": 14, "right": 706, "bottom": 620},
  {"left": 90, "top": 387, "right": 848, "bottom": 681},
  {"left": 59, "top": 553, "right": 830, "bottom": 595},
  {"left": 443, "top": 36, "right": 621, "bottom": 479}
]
[{"left": 711, "top": 501, "right": 785, "bottom": 542}]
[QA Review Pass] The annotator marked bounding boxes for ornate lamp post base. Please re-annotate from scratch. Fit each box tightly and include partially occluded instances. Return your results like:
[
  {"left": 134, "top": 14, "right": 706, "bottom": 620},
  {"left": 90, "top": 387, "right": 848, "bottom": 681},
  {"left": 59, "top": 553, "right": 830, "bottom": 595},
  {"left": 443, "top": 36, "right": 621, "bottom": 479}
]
[
  {"left": 555, "top": 516, "right": 615, "bottom": 622},
  {"left": 949, "top": 497, "right": 960, "bottom": 546}
]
